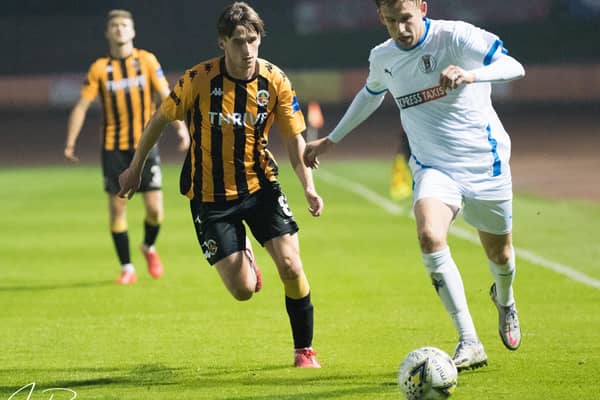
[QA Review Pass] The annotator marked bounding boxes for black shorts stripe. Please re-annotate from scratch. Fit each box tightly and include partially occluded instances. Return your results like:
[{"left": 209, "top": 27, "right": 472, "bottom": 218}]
[
  {"left": 210, "top": 75, "right": 225, "bottom": 202},
  {"left": 119, "top": 59, "right": 135, "bottom": 150},
  {"left": 233, "top": 81, "right": 249, "bottom": 197}
]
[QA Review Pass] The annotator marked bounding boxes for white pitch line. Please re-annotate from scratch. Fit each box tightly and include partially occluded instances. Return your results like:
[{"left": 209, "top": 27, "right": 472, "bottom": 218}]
[{"left": 316, "top": 169, "right": 600, "bottom": 290}]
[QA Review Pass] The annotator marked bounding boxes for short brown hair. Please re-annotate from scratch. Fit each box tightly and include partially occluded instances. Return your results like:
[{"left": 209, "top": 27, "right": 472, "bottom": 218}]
[
  {"left": 374, "top": 0, "right": 420, "bottom": 8},
  {"left": 107, "top": 9, "right": 133, "bottom": 23},
  {"left": 217, "top": 2, "right": 265, "bottom": 38}
]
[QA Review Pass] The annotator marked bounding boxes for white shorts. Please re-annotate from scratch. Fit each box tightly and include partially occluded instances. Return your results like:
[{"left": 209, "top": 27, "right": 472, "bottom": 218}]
[{"left": 411, "top": 166, "right": 513, "bottom": 235}]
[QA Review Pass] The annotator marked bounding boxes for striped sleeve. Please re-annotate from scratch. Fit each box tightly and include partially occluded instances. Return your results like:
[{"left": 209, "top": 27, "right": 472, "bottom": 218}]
[
  {"left": 145, "top": 51, "right": 170, "bottom": 94},
  {"left": 160, "top": 70, "right": 190, "bottom": 122},
  {"left": 274, "top": 71, "right": 306, "bottom": 139},
  {"left": 80, "top": 61, "right": 101, "bottom": 101}
]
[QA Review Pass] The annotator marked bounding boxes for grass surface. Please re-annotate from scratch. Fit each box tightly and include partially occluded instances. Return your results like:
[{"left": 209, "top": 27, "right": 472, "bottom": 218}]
[{"left": 1, "top": 162, "right": 599, "bottom": 399}]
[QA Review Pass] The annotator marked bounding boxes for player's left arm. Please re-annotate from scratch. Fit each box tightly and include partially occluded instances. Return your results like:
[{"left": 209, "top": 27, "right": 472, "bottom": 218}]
[
  {"left": 440, "top": 54, "right": 525, "bottom": 90},
  {"left": 441, "top": 23, "right": 525, "bottom": 90},
  {"left": 285, "top": 133, "right": 323, "bottom": 217}
]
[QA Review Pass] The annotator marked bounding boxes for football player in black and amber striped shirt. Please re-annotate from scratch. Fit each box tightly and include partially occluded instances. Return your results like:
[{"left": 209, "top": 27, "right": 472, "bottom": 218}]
[
  {"left": 118, "top": 2, "right": 323, "bottom": 368},
  {"left": 64, "top": 10, "right": 189, "bottom": 285}
]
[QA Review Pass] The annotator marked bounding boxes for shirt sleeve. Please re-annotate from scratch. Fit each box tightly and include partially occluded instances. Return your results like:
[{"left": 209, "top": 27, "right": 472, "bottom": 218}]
[
  {"left": 365, "top": 50, "right": 388, "bottom": 95},
  {"left": 80, "top": 62, "right": 101, "bottom": 101},
  {"left": 454, "top": 21, "right": 507, "bottom": 66},
  {"left": 160, "top": 71, "right": 191, "bottom": 122},
  {"left": 274, "top": 73, "right": 306, "bottom": 139},
  {"left": 145, "top": 52, "right": 170, "bottom": 94}
]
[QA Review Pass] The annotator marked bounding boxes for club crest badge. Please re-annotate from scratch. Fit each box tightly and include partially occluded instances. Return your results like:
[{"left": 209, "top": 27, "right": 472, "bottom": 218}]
[
  {"left": 418, "top": 54, "right": 437, "bottom": 74},
  {"left": 257, "top": 90, "right": 270, "bottom": 107}
]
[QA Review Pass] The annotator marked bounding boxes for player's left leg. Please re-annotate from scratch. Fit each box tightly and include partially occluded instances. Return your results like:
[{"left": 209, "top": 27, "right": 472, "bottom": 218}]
[
  {"left": 141, "top": 190, "right": 164, "bottom": 278},
  {"left": 479, "top": 230, "right": 521, "bottom": 350},
  {"left": 463, "top": 198, "right": 520, "bottom": 350},
  {"left": 265, "top": 233, "right": 320, "bottom": 368}
]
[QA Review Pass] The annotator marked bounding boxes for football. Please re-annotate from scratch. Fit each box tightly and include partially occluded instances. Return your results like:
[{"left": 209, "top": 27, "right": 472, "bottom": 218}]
[{"left": 398, "top": 346, "right": 458, "bottom": 400}]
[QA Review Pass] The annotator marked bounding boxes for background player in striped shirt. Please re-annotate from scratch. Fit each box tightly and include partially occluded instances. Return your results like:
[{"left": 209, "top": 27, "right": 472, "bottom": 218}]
[
  {"left": 304, "top": 0, "right": 525, "bottom": 371},
  {"left": 118, "top": 2, "right": 323, "bottom": 368},
  {"left": 64, "top": 10, "right": 189, "bottom": 285}
]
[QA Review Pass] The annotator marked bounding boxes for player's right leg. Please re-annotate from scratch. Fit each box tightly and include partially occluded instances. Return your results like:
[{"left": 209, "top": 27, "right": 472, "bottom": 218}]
[
  {"left": 412, "top": 167, "right": 487, "bottom": 371},
  {"left": 190, "top": 199, "right": 260, "bottom": 301},
  {"left": 104, "top": 150, "right": 136, "bottom": 284},
  {"left": 109, "top": 194, "right": 136, "bottom": 285}
]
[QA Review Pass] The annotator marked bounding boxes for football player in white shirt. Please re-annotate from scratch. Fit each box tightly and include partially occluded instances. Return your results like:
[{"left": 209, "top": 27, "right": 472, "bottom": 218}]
[{"left": 303, "top": 0, "right": 525, "bottom": 371}]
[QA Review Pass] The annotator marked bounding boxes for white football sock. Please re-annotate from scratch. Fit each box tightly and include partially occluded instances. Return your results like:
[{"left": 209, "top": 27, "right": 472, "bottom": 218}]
[
  {"left": 122, "top": 263, "right": 135, "bottom": 273},
  {"left": 422, "top": 247, "right": 478, "bottom": 342},
  {"left": 489, "top": 247, "right": 516, "bottom": 306}
]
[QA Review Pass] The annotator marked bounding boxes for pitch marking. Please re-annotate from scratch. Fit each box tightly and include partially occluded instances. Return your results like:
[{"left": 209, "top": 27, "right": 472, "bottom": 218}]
[{"left": 316, "top": 169, "right": 600, "bottom": 290}]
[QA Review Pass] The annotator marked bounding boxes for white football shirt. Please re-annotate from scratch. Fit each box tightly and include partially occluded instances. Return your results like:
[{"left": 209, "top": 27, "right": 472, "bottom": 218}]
[{"left": 366, "top": 18, "right": 512, "bottom": 198}]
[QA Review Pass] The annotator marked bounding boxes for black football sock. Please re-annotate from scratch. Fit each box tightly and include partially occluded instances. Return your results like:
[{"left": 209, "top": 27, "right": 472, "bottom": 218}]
[
  {"left": 143, "top": 221, "right": 160, "bottom": 248},
  {"left": 285, "top": 293, "right": 314, "bottom": 349},
  {"left": 111, "top": 231, "right": 130, "bottom": 265}
]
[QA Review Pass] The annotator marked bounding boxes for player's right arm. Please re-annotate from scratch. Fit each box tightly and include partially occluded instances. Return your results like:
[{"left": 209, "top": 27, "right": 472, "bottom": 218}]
[
  {"left": 64, "top": 97, "right": 92, "bottom": 162},
  {"left": 303, "top": 88, "right": 385, "bottom": 169},
  {"left": 65, "top": 61, "right": 102, "bottom": 162}
]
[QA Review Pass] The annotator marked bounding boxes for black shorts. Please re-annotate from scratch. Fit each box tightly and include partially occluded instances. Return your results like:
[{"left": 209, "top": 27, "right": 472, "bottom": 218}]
[
  {"left": 190, "top": 183, "right": 299, "bottom": 265},
  {"left": 102, "top": 147, "right": 162, "bottom": 194}
]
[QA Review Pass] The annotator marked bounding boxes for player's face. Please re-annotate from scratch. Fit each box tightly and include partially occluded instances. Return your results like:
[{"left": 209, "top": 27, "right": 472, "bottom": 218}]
[
  {"left": 378, "top": 0, "right": 427, "bottom": 49},
  {"left": 106, "top": 17, "right": 135, "bottom": 46},
  {"left": 221, "top": 25, "right": 261, "bottom": 74}
]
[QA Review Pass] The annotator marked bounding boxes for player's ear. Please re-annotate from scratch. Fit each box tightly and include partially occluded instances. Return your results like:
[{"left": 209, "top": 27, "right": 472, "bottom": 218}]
[{"left": 420, "top": 1, "right": 428, "bottom": 16}]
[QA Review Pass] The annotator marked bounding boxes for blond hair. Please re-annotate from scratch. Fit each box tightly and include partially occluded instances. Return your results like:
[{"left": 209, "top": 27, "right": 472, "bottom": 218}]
[{"left": 107, "top": 9, "right": 133, "bottom": 23}]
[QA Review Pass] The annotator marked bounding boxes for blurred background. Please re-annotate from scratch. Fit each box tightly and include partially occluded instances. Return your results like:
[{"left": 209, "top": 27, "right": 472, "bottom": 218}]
[{"left": 1, "top": 0, "right": 599, "bottom": 198}]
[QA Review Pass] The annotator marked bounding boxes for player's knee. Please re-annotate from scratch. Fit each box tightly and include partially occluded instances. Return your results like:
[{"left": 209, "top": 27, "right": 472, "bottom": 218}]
[
  {"left": 230, "top": 286, "right": 254, "bottom": 301},
  {"left": 487, "top": 245, "right": 512, "bottom": 265},
  {"left": 145, "top": 209, "right": 163, "bottom": 225},
  {"left": 418, "top": 228, "right": 445, "bottom": 253},
  {"left": 277, "top": 255, "right": 302, "bottom": 280}
]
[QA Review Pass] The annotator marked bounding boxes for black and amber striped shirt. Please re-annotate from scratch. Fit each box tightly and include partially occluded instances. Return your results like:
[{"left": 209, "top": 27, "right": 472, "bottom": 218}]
[
  {"left": 161, "top": 57, "right": 306, "bottom": 203},
  {"left": 81, "top": 48, "right": 169, "bottom": 151}
]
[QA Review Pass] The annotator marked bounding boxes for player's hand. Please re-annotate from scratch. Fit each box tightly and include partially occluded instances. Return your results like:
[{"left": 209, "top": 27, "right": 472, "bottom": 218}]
[
  {"left": 440, "top": 65, "right": 474, "bottom": 90},
  {"left": 64, "top": 146, "right": 79, "bottom": 163},
  {"left": 117, "top": 167, "right": 142, "bottom": 199},
  {"left": 176, "top": 124, "right": 190, "bottom": 152},
  {"left": 305, "top": 188, "right": 323, "bottom": 217},
  {"left": 303, "top": 137, "right": 335, "bottom": 169}
]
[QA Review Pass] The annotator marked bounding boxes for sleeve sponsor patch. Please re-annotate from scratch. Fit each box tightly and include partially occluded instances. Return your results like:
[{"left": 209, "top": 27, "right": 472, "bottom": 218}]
[{"left": 292, "top": 96, "right": 301, "bottom": 113}]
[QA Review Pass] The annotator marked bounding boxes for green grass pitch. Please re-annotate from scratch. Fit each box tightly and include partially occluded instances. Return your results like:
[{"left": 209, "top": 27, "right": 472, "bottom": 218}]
[{"left": 1, "top": 161, "right": 599, "bottom": 399}]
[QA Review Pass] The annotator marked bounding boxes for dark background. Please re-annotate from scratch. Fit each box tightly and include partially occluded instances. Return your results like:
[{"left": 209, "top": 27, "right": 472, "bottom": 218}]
[
  {"left": 1, "top": 0, "right": 599, "bottom": 200},
  {"left": 2, "top": 0, "right": 599, "bottom": 75}
]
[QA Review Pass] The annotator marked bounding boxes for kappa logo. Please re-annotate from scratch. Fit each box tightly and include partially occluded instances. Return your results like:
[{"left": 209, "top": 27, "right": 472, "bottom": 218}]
[
  {"left": 211, "top": 87, "right": 224, "bottom": 97},
  {"left": 384, "top": 68, "right": 393, "bottom": 77}
]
